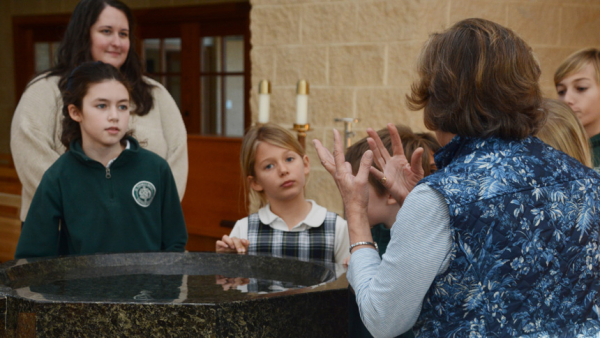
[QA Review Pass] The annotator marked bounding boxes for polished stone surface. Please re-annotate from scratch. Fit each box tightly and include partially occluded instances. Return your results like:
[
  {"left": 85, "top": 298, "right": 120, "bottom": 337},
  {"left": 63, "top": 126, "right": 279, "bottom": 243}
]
[{"left": 0, "top": 252, "right": 348, "bottom": 337}]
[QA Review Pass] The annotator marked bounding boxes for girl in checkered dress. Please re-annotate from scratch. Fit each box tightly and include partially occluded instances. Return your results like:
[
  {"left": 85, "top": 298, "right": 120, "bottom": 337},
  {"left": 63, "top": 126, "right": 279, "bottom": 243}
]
[{"left": 216, "top": 123, "right": 349, "bottom": 265}]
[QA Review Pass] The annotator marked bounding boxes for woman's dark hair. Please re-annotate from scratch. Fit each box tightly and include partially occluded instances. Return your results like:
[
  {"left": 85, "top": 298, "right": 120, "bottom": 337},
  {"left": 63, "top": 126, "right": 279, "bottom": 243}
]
[
  {"left": 46, "top": 0, "right": 153, "bottom": 116},
  {"left": 61, "top": 61, "right": 132, "bottom": 149},
  {"left": 407, "top": 18, "right": 545, "bottom": 139}
]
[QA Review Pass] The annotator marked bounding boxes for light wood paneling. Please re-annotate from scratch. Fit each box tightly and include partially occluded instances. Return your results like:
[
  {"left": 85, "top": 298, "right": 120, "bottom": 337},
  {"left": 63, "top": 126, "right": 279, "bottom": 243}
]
[
  {"left": 182, "top": 135, "right": 246, "bottom": 246},
  {"left": 0, "top": 192, "right": 21, "bottom": 262}
]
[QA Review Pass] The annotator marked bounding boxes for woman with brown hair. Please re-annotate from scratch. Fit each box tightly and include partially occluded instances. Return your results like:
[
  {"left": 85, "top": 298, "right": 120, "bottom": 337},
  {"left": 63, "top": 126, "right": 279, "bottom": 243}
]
[
  {"left": 315, "top": 18, "right": 600, "bottom": 337},
  {"left": 10, "top": 0, "right": 188, "bottom": 223}
]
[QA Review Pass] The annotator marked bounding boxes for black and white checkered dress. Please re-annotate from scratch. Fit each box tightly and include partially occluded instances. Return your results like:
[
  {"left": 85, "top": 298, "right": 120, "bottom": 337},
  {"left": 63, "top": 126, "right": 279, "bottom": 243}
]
[{"left": 247, "top": 211, "right": 337, "bottom": 264}]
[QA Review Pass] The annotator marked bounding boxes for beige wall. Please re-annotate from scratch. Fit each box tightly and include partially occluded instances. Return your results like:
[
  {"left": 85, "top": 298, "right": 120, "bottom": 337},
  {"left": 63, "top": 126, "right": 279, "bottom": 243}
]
[{"left": 249, "top": 0, "right": 600, "bottom": 214}]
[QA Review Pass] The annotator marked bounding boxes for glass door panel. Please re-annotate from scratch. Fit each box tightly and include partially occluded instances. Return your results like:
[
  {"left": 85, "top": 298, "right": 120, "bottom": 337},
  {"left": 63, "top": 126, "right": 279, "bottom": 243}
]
[
  {"left": 201, "top": 76, "right": 221, "bottom": 135},
  {"left": 143, "top": 37, "right": 182, "bottom": 108},
  {"left": 224, "top": 76, "right": 244, "bottom": 137},
  {"left": 34, "top": 42, "right": 60, "bottom": 73},
  {"left": 200, "top": 35, "right": 245, "bottom": 136},
  {"left": 224, "top": 36, "right": 244, "bottom": 72}
]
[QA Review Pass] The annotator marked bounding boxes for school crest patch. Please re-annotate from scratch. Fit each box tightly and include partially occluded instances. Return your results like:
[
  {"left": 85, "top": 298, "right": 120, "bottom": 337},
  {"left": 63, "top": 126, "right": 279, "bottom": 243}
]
[{"left": 132, "top": 181, "right": 156, "bottom": 207}]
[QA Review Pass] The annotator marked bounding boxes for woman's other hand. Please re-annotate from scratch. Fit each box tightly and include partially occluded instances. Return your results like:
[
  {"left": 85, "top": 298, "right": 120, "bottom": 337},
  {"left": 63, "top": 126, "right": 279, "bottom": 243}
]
[{"left": 367, "top": 123, "right": 424, "bottom": 206}]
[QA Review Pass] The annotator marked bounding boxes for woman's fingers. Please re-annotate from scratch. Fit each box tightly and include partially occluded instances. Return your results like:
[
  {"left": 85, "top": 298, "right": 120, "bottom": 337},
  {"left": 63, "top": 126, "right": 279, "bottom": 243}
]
[
  {"left": 313, "top": 139, "right": 336, "bottom": 175},
  {"left": 366, "top": 128, "right": 390, "bottom": 161},
  {"left": 409, "top": 147, "right": 425, "bottom": 179},
  {"left": 356, "top": 150, "right": 373, "bottom": 183},
  {"left": 314, "top": 129, "right": 354, "bottom": 181},
  {"left": 369, "top": 166, "right": 385, "bottom": 182},
  {"left": 388, "top": 123, "right": 405, "bottom": 157},
  {"left": 366, "top": 137, "right": 385, "bottom": 171},
  {"left": 332, "top": 129, "right": 347, "bottom": 173}
]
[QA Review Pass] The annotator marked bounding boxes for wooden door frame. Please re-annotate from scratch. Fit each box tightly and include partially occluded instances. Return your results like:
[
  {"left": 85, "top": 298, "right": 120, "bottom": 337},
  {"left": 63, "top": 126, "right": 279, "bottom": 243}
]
[
  {"left": 135, "top": 3, "right": 251, "bottom": 134},
  {"left": 12, "top": 14, "right": 70, "bottom": 102}
]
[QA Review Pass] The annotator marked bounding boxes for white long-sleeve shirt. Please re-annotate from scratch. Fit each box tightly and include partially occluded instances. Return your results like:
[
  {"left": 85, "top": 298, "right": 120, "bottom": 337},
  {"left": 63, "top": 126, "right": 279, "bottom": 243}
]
[{"left": 348, "top": 184, "right": 453, "bottom": 338}]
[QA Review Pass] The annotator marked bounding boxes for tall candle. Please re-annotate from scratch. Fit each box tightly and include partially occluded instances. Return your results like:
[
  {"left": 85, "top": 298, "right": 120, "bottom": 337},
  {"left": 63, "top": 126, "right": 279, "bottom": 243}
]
[
  {"left": 258, "top": 80, "right": 271, "bottom": 123},
  {"left": 296, "top": 79, "right": 309, "bottom": 125}
]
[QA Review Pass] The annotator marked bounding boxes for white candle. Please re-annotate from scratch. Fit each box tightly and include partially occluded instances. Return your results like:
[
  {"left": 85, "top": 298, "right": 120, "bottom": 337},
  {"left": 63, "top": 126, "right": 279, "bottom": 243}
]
[
  {"left": 258, "top": 80, "right": 271, "bottom": 123},
  {"left": 296, "top": 95, "right": 308, "bottom": 125},
  {"left": 296, "top": 80, "right": 309, "bottom": 125},
  {"left": 258, "top": 94, "right": 270, "bottom": 123}
]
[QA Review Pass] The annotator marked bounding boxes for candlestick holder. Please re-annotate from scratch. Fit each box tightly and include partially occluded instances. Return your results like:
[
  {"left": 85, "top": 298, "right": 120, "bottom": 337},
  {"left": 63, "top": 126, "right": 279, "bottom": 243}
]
[
  {"left": 293, "top": 123, "right": 311, "bottom": 149},
  {"left": 334, "top": 118, "right": 360, "bottom": 151}
]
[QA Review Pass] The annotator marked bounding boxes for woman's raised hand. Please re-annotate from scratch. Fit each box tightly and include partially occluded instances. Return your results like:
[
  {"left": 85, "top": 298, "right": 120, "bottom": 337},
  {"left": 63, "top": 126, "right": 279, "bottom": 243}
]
[
  {"left": 367, "top": 123, "right": 424, "bottom": 206},
  {"left": 313, "top": 129, "right": 373, "bottom": 217}
]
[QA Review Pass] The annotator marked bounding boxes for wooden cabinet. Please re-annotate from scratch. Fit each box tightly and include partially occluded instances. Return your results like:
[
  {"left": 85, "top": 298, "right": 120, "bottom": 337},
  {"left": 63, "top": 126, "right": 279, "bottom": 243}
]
[{"left": 182, "top": 136, "right": 246, "bottom": 251}]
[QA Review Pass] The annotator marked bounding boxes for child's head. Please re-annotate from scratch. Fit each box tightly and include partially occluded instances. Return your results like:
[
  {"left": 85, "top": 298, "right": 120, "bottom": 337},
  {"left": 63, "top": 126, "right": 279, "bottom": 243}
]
[
  {"left": 241, "top": 123, "right": 309, "bottom": 209},
  {"left": 554, "top": 48, "right": 600, "bottom": 137},
  {"left": 555, "top": 48, "right": 600, "bottom": 87},
  {"left": 537, "top": 98, "right": 592, "bottom": 167},
  {"left": 407, "top": 18, "right": 544, "bottom": 140},
  {"left": 345, "top": 125, "right": 440, "bottom": 228},
  {"left": 61, "top": 61, "right": 132, "bottom": 150}
]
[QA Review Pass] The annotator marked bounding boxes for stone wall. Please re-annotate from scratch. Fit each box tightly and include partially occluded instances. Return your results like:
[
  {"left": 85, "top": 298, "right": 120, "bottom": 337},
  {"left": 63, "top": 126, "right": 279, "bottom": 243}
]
[{"left": 249, "top": 0, "right": 600, "bottom": 214}]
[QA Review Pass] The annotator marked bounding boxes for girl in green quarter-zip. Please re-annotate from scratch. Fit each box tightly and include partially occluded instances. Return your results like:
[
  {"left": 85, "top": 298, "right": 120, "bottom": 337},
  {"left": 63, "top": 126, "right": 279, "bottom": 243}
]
[{"left": 15, "top": 62, "right": 188, "bottom": 259}]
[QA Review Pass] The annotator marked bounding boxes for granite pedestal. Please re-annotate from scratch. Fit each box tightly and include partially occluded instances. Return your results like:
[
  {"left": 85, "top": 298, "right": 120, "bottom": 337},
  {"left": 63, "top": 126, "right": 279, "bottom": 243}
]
[{"left": 0, "top": 252, "right": 348, "bottom": 337}]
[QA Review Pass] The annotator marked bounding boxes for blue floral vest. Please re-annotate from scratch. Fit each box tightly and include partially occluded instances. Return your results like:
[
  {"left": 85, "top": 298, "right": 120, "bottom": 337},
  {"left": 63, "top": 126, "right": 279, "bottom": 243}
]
[{"left": 417, "top": 136, "right": 600, "bottom": 337}]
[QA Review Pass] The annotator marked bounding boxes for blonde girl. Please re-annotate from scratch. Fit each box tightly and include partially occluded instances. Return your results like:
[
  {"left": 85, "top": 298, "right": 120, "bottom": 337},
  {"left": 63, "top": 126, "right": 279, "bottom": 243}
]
[
  {"left": 216, "top": 123, "right": 349, "bottom": 265},
  {"left": 537, "top": 98, "right": 592, "bottom": 167},
  {"left": 555, "top": 48, "right": 600, "bottom": 169}
]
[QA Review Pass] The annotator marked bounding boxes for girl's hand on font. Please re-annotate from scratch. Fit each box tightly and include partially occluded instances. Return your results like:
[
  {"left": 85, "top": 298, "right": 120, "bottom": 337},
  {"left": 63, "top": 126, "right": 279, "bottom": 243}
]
[{"left": 216, "top": 235, "right": 250, "bottom": 254}]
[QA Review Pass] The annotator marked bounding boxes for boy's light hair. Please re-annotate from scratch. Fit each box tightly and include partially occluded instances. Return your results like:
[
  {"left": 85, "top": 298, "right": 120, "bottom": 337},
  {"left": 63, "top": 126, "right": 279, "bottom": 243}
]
[
  {"left": 537, "top": 99, "right": 592, "bottom": 168},
  {"left": 554, "top": 48, "right": 600, "bottom": 86},
  {"left": 240, "top": 123, "right": 305, "bottom": 212},
  {"left": 345, "top": 125, "right": 440, "bottom": 197}
]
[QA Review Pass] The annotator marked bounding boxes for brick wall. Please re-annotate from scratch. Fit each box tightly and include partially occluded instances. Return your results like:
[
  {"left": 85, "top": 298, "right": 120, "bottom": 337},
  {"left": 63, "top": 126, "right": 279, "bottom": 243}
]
[{"left": 249, "top": 0, "right": 600, "bottom": 214}]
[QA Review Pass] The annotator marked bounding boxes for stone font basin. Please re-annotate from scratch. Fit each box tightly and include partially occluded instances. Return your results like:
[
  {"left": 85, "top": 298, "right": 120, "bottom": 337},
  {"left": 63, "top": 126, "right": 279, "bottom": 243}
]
[{"left": 0, "top": 252, "right": 348, "bottom": 337}]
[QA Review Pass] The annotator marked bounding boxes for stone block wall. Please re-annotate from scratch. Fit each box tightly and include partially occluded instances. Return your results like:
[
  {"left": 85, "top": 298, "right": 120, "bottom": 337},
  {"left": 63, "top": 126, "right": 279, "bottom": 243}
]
[{"left": 249, "top": 0, "right": 600, "bottom": 214}]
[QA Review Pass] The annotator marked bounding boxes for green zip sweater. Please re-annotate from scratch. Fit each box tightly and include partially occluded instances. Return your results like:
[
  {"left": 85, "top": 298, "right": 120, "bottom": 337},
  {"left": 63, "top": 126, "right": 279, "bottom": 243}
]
[
  {"left": 590, "top": 133, "right": 600, "bottom": 169},
  {"left": 15, "top": 137, "right": 188, "bottom": 259}
]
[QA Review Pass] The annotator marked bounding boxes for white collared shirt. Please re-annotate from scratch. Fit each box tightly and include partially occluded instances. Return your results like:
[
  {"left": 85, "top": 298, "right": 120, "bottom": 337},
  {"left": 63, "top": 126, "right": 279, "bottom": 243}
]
[{"left": 230, "top": 200, "right": 350, "bottom": 264}]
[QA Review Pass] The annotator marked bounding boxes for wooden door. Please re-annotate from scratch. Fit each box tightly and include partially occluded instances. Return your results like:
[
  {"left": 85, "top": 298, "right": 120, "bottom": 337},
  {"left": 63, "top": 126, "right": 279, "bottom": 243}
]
[{"left": 136, "top": 4, "right": 251, "bottom": 251}]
